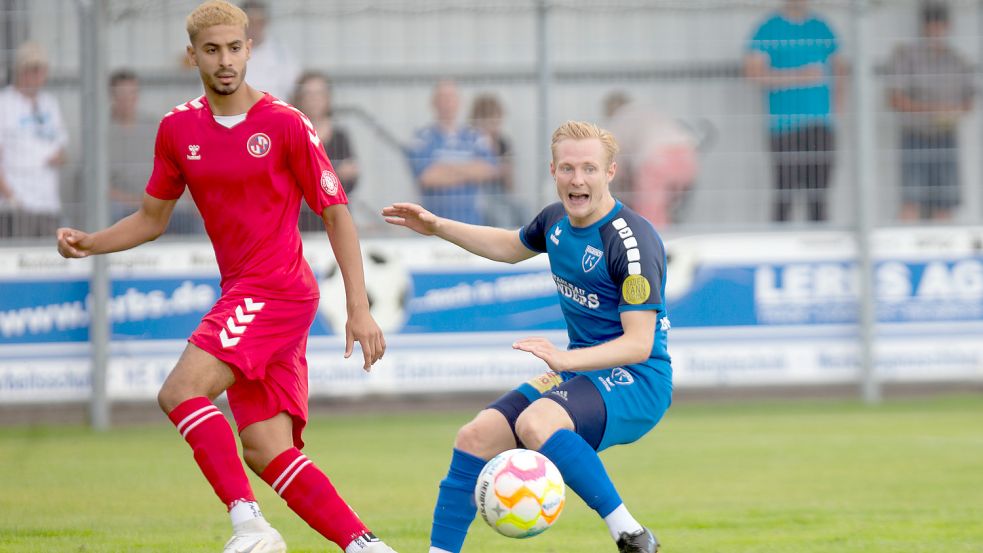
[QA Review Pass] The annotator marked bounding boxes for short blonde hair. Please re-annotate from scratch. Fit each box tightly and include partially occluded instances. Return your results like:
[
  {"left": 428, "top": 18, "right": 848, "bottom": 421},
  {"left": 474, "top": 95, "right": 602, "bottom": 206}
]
[
  {"left": 186, "top": 0, "right": 248, "bottom": 42},
  {"left": 551, "top": 121, "right": 620, "bottom": 167}
]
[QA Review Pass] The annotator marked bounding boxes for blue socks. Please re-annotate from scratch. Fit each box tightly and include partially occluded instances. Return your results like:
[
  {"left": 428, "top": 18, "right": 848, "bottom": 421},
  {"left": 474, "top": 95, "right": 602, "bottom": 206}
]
[
  {"left": 429, "top": 448, "right": 486, "bottom": 553},
  {"left": 539, "top": 429, "right": 623, "bottom": 517}
]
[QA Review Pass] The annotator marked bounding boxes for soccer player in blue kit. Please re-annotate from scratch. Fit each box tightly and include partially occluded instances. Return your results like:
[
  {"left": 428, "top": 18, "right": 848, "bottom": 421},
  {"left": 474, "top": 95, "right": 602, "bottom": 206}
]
[{"left": 382, "top": 120, "right": 671, "bottom": 553}]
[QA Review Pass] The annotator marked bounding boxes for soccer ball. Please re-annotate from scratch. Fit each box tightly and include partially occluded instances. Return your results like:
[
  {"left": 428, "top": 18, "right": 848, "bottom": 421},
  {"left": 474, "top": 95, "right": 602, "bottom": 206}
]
[
  {"left": 474, "top": 448, "right": 565, "bottom": 539},
  {"left": 318, "top": 246, "right": 410, "bottom": 333}
]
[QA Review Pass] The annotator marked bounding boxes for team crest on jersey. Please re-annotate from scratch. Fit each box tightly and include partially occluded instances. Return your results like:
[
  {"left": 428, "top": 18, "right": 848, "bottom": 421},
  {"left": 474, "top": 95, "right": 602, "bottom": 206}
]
[
  {"left": 582, "top": 245, "right": 604, "bottom": 273},
  {"left": 320, "top": 170, "right": 339, "bottom": 196},
  {"left": 247, "top": 133, "right": 272, "bottom": 158}
]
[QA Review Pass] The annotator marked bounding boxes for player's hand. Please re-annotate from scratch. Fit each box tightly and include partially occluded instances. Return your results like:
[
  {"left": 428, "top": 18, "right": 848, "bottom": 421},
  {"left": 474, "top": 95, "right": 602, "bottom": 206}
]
[
  {"left": 345, "top": 306, "right": 386, "bottom": 371},
  {"left": 56, "top": 227, "right": 93, "bottom": 258},
  {"left": 513, "top": 337, "right": 571, "bottom": 373},
  {"left": 381, "top": 203, "right": 440, "bottom": 236}
]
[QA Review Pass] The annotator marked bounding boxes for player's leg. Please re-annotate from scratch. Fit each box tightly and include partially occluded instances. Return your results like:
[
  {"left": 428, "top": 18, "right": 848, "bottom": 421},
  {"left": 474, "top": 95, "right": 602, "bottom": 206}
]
[
  {"left": 157, "top": 343, "right": 281, "bottom": 550},
  {"left": 517, "top": 372, "right": 668, "bottom": 552},
  {"left": 429, "top": 395, "right": 527, "bottom": 553},
  {"left": 237, "top": 413, "right": 393, "bottom": 553}
]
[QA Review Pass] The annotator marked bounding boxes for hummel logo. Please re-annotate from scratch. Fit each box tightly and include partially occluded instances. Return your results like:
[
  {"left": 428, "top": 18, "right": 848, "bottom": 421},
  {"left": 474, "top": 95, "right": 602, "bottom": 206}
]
[
  {"left": 187, "top": 144, "right": 201, "bottom": 160},
  {"left": 219, "top": 297, "right": 266, "bottom": 348}
]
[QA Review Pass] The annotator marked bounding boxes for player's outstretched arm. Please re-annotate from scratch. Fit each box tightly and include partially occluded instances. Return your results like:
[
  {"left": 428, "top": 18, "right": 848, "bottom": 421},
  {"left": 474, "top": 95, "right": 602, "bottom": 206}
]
[
  {"left": 382, "top": 202, "right": 535, "bottom": 264},
  {"left": 321, "top": 204, "right": 386, "bottom": 371},
  {"left": 513, "top": 310, "right": 657, "bottom": 372},
  {"left": 56, "top": 194, "right": 176, "bottom": 258}
]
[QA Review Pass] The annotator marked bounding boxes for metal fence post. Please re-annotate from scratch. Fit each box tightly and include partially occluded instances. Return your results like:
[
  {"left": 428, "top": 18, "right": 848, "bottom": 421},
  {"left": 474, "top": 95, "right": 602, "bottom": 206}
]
[
  {"left": 536, "top": 0, "right": 552, "bottom": 206},
  {"left": 78, "top": 0, "right": 111, "bottom": 428},
  {"left": 851, "top": 0, "right": 880, "bottom": 404}
]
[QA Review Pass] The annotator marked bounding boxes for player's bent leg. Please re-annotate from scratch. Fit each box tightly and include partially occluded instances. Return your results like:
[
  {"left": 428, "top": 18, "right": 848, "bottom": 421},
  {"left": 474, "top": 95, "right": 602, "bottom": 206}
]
[
  {"left": 158, "top": 344, "right": 270, "bottom": 548},
  {"left": 524, "top": 381, "right": 656, "bottom": 552},
  {"left": 245, "top": 414, "right": 392, "bottom": 553},
  {"left": 430, "top": 409, "right": 516, "bottom": 553}
]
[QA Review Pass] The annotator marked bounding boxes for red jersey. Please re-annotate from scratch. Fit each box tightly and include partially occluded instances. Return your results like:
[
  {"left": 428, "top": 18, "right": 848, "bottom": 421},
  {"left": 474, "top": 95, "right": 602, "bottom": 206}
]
[{"left": 146, "top": 93, "right": 346, "bottom": 300}]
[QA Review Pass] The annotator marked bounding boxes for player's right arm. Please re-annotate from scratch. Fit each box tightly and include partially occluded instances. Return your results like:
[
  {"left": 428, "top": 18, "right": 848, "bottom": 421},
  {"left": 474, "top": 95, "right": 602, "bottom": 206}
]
[
  {"left": 56, "top": 193, "right": 176, "bottom": 258},
  {"left": 382, "top": 202, "right": 535, "bottom": 264}
]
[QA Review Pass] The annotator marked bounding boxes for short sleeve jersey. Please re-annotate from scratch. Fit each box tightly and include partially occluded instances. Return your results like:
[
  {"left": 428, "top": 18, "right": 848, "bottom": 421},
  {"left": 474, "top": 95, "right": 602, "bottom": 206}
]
[
  {"left": 146, "top": 93, "right": 346, "bottom": 299},
  {"left": 519, "top": 201, "right": 670, "bottom": 364},
  {"left": 748, "top": 12, "right": 839, "bottom": 131}
]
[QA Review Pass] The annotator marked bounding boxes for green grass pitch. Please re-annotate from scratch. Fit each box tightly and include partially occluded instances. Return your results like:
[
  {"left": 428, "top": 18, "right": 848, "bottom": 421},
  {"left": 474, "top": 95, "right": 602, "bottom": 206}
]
[{"left": 1, "top": 394, "right": 981, "bottom": 552}]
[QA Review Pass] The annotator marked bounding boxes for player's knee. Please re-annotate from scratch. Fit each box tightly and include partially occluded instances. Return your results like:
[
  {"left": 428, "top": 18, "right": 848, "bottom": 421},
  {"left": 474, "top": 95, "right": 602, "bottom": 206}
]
[
  {"left": 453, "top": 421, "right": 489, "bottom": 456},
  {"left": 156, "top": 382, "right": 184, "bottom": 414},
  {"left": 241, "top": 442, "right": 278, "bottom": 475},
  {"left": 515, "top": 409, "right": 566, "bottom": 451}
]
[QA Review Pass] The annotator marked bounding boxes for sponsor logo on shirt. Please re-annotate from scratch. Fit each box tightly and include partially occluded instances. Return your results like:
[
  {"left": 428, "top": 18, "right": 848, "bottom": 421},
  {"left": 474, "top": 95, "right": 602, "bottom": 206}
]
[
  {"left": 247, "top": 133, "right": 272, "bottom": 158},
  {"left": 186, "top": 144, "right": 201, "bottom": 160},
  {"left": 552, "top": 274, "right": 600, "bottom": 309},
  {"left": 320, "top": 170, "right": 339, "bottom": 196},
  {"left": 622, "top": 274, "right": 651, "bottom": 305},
  {"left": 582, "top": 245, "right": 604, "bottom": 273}
]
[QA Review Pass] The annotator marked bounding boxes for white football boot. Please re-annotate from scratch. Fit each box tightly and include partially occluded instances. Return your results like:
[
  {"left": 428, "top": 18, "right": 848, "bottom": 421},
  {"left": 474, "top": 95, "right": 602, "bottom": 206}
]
[
  {"left": 360, "top": 542, "right": 399, "bottom": 553},
  {"left": 223, "top": 517, "right": 287, "bottom": 553}
]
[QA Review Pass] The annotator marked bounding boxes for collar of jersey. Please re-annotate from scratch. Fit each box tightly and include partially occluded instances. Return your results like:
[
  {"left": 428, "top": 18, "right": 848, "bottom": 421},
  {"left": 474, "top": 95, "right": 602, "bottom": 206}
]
[
  {"left": 201, "top": 92, "right": 272, "bottom": 128},
  {"left": 565, "top": 199, "right": 624, "bottom": 235}
]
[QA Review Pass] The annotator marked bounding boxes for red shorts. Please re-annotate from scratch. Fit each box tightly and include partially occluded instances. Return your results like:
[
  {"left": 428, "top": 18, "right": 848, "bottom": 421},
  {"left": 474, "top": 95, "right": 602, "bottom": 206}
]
[{"left": 189, "top": 293, "right": 318, "bottom": 448}]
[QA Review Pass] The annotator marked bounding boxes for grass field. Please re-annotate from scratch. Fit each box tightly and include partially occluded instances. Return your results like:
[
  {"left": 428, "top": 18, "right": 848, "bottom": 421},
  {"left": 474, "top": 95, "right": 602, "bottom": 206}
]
[{"left": 1, "top": 394, "right": 981, "bottom": 552}]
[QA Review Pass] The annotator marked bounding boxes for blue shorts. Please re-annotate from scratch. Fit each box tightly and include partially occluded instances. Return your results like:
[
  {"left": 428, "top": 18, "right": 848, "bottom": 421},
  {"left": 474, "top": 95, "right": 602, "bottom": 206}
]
[{"left": 490, "top": 361, "right": 672, "bottom": 452}]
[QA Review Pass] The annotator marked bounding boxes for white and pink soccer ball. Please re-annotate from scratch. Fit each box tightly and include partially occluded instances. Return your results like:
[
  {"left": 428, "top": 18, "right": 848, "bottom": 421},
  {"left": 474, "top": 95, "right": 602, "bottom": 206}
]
[{"left": 474, "top": 448, "right": 566, "bottom": 539}]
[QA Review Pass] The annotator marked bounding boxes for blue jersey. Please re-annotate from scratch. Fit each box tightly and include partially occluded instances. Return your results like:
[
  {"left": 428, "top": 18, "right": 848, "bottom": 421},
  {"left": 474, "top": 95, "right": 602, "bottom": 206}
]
[
  {"left": 519, "top": 201, "right": 670, "bottom": 366},
  {"left": 748, "top": 11, "right": 839, "bottom": 132}
]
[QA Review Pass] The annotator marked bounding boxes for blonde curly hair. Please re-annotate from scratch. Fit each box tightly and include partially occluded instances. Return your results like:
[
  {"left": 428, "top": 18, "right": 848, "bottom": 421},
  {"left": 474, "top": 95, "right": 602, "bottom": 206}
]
[{"left": 186, "top": 0, "right": 248, "bottom": 42}]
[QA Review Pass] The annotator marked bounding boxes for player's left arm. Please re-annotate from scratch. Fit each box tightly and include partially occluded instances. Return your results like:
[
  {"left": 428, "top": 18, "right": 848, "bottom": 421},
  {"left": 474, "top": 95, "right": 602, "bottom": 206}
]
[
  {"left": 321, "top": 199, "right": 386, "bottom": 371},
  {"left": 513, "top": 310, "right": 656, "bottom": 372}
]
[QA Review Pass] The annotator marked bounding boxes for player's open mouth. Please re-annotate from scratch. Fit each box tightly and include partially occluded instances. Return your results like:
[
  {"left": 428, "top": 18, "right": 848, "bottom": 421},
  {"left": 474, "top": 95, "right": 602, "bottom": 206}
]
[{"left": 568, "top": 192, "right": 589, "bottom": 206}]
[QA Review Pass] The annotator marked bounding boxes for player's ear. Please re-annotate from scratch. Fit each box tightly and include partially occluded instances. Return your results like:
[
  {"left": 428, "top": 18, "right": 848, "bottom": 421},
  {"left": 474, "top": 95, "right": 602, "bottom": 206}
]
[
  {"left": 549, "top": 162, "right": 556, "bottom": 178},
  {"left": 186, "top": 45, "right": 197, "bottom": 67},
  {"left": 246, "top": 38, "right": 252, "bottom": 60},
  {"left": 607, "top": 160, "right": 617, "bottom": 181}
]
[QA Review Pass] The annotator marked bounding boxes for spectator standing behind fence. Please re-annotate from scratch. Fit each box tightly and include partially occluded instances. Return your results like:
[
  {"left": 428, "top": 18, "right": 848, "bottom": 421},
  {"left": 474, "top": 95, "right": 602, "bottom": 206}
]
[
  {"left": 887, "top": 2, "right": 973, "bottom": 222},
  {"left": 109, "top": 70, "right": 201, "bottom": 234},
  {"left": 241, "top": 1, "right": 300, "bottom": 101},
  {"left": 469, "top": 93, "right": 526, "bottom": 228},
  {"left": 0, "top": 41, "right": 68, "bottom": 238},
  {"left": 745, "top": 0, "right": 846, "bottom": 223},
  {"left": 604, "top": 91, "right": 699, "bottom": 229},
  {"left": 292, "top": 71, "right": 360, "bottom": 231},
  {"left": 406, "top": 79, "right": 499, "bottom": 225}
]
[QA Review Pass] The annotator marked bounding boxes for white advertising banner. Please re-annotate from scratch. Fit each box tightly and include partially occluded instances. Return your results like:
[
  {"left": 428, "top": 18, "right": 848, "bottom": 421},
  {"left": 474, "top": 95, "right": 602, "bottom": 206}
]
[{"left": 1, "top": 227, "right": 982, "bottom": 402}]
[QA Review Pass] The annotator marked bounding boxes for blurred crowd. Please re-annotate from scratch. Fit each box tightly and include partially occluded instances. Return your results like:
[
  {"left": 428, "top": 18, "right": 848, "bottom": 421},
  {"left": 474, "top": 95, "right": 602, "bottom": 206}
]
[{"left": 0, "top": 0, "right": 973, "bottom": 239}]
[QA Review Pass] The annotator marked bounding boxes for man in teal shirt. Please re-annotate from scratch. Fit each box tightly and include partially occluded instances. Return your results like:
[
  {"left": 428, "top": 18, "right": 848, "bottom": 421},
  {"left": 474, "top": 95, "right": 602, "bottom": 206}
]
[{"left": 745, "top": 0, "right": 846, "bottom": 223}]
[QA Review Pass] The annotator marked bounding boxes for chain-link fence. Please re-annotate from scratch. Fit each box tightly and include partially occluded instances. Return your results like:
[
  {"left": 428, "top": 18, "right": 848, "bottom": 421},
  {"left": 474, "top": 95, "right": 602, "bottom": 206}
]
[{"left": 1, "top": 0, "right": 981, "bottom": 240}]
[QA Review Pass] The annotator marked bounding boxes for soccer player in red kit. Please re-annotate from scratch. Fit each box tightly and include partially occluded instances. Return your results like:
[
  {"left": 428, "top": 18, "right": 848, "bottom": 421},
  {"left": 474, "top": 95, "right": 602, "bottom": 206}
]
[{"left": 55, "top": 2, "right": 397, "bottom": 552}]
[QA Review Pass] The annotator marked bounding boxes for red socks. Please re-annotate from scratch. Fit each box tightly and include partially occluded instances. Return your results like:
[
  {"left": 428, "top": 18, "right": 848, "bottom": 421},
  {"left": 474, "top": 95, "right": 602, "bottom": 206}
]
[
  {"left": 167, "top": 397, "right": 256, "bottom": 509},
  {"left": 261, "top": 447, "right": 370, "bottom": 549}
]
